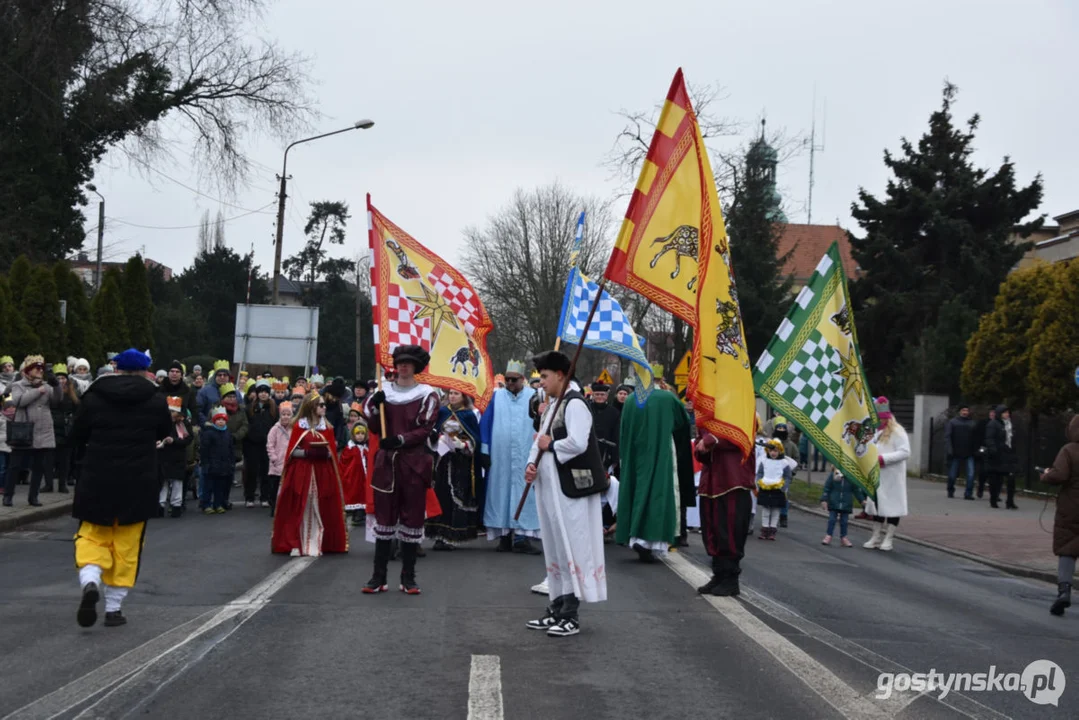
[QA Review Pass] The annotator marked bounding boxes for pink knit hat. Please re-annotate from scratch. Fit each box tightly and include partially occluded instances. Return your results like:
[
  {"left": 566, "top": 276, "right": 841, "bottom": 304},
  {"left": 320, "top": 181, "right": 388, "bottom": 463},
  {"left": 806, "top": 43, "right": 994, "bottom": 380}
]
[{"left": 874, "top": 396, "right": 893, "bottom": 420}]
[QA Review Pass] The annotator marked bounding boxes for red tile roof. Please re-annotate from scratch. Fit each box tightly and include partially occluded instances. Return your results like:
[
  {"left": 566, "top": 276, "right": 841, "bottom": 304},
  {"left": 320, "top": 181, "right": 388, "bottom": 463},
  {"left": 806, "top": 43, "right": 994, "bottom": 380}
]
[{"left": 775, "top": 223, "right": 860, "bottom": 282}]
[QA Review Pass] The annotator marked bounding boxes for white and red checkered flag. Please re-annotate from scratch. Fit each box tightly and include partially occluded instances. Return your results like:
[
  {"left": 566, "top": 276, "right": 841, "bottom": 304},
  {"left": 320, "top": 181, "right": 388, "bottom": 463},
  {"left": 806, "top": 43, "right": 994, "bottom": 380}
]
[
  {"left": 384, "top": 284, "right": 431, "bottom": 351},
  {"left": 368, "top": 195, "right": 496, "bottom": 411},
  {"left": 428, "top": 264, "right": 482, "bottom": 335}
]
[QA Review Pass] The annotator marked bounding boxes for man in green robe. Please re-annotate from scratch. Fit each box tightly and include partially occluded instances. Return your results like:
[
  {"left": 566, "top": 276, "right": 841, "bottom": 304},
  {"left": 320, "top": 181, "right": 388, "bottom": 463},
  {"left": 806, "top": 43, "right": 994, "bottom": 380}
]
[{"left": 615, "top": 386, "right": 695, "bottom": 561}]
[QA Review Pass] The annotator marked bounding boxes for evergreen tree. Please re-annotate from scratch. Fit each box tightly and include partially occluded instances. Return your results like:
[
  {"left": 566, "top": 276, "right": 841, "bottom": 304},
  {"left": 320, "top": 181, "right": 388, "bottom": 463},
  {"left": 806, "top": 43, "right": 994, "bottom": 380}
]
[
  {"left": 178, "top": 245, "right": 269, "bottom": 359},
  {"left": 22, "top": 266, "right": 65, "bottom": 359},
  {"left": 121, "top": 255, "right": 154, "bottom": 352},
  {"left": 56, "top": 264, "right": 102, "bottom": 365},
  {"left": 8, "top": 255, "right": 32, "bottom": 309},
  {"left": 1027, "top": 260, "right": 1079, "bottom": 414},
  {"left": 960, "top": 263, "right": 1060, "bottom": 407},
  {"left": 0, "top": 276, "right": 40, "bottom": 360},
  {"left": 726, "top": 144, "right": 794, "bottom": 358},
  {"left": 849, "top": 82, "right": 1044, "bottom": 398},
  {"left": 283, "top": 201, "right": 353, "bottom": 295},
  {"left": 92, "top": 268, "right": 128, "bottom": 353}
]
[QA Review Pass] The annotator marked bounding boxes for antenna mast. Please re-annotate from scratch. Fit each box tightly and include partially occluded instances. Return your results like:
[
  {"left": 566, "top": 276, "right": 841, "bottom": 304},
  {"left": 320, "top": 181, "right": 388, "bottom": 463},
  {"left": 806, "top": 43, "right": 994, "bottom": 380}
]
[{"left": 806, "top": 90, "right": 826, "bottom": 225}]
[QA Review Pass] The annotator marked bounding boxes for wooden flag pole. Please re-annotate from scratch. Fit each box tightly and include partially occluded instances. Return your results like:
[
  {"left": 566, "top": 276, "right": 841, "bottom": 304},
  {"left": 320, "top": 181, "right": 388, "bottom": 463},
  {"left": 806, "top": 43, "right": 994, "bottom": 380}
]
[
  {"left": 514, "top": 278, "right": 607, "bottom": 521},
  {"left": 377, "top": 371, "right": 387, "bottom": 439}
]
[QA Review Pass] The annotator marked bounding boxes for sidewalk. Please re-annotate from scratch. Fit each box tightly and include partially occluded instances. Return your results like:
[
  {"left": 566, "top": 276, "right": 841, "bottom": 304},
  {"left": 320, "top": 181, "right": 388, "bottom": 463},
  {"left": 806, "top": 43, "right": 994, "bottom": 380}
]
[
  {"left": 0, "top": 491, "right": 73, "bottom": 532},
  {"left": 791, "top": 470, "right": 1063, "bottom": 583}
]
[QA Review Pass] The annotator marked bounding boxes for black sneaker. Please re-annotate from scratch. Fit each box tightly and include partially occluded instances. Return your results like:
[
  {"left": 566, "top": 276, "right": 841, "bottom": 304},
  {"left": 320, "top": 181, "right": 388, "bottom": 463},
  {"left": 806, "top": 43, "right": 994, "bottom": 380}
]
[
  {"left": 779, "top": 516, "right": 788, "bottom": 528},
  {"left": 547, "top": 618, "right": 580, "bottom": 637},
  {"left": 362, "top": 576, "right": 388, "bottom": 594},
  {"left": 526, "top": 611, "right": 558, "bottom": 631},
  {"left": 495, "top": 535, "right": 513, "bottom": 552},
  {"left": 103, "top": 611, "right": 127, "bottom": 627},
  {"left": 632, "top": 543, "right": 656, "bottom": 563},
  {"left": 77, "top": 582, "right": 100, "bottom": 627},
  {"left": 400, "top": 575, "right": 421, "bottom": 595}
]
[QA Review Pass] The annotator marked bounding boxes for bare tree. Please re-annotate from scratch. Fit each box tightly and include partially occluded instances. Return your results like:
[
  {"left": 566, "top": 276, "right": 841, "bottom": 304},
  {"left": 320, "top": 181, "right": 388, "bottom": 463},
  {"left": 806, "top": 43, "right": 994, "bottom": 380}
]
[
  {"left": 462, "top": 183, "right": 615, "bottom": 369},
  {"left": 85, "top": 0, "right": 314, "bottom": 188}
]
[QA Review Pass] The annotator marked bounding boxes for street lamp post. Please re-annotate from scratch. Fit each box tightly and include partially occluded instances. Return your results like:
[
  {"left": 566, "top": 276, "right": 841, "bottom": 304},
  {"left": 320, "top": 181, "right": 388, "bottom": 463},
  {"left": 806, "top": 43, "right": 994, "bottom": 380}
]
[
  {"left": 271, "top": 119, "right": 375, "bottom": 304},
  {"left": 87, "top": 184, "right": 105, "bottom": 291}
]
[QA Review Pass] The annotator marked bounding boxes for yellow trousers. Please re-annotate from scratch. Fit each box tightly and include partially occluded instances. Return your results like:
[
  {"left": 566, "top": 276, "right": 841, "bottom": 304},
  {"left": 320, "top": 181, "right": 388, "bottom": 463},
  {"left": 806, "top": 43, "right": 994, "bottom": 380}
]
[{"left": 73, "top": 521, "right": 147, "bottom": 588}]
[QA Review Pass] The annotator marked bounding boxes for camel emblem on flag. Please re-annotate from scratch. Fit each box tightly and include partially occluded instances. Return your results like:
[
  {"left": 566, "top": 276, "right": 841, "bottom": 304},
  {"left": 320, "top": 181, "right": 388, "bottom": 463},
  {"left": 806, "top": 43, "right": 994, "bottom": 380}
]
[
  {"left": 842, "top": 417, "right": 876, "bottom": 457},
  {"left": 714, "top": 298, "right": 749, "bottom": 369},
  {"left": 385, "top": 239, "right": 420, "bottom": 280},
  {"left": 450, "top": 337, "right": 481, "bottom": 377},
  {"left": 649, "top": 225, "right": 699, "bottom": 291}
]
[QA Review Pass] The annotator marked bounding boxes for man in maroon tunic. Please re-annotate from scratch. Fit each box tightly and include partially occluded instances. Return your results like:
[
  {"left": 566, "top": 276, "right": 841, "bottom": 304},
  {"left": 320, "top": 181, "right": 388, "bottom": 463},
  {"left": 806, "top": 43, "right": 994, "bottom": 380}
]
[
  {"left": 694, "top": 430, "right": 755, "bottom": 596},
  {"left": 362, "top": 345, "right": 440, "bottom": 594}
]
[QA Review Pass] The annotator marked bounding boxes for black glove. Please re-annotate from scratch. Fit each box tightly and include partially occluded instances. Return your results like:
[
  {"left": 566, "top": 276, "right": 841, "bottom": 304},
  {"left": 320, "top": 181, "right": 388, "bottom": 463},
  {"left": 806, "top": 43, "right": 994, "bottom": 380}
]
[
  {"left": 369, "top": 390, "right": 386, "bottom": 408},
  {"left": 305, "top": 445, "right": 330, "bottom": 460},
  {"left": 479, "top": 454, "right": 491, "bottom": 471},
  {"left": 379, "top": 434, "right": 403, "bottom": 450}
]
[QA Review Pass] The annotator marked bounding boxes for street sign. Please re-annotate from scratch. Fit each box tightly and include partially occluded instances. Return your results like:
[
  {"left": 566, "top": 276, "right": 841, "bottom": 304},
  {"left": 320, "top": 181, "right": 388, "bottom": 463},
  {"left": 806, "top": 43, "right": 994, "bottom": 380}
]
[
  {"left": 1074, "top": 366, "right": 1079, "bottom": 388},
  {"left": 674, "top": 350, "right": 691, "bottom": 391},
  {"left": 597, "top": 369, "right": 614, "bottom": 386}
]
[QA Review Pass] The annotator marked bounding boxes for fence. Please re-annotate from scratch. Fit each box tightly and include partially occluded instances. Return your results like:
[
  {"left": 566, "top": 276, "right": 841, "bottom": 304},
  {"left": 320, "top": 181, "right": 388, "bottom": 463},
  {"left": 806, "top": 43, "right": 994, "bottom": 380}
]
[{"left": 926, "top": 405, "right": 1073, "bottom": 493}]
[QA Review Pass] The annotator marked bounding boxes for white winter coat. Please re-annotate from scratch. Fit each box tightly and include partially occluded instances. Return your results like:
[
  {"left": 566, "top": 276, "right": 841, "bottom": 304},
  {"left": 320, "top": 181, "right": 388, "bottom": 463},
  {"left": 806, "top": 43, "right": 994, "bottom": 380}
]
[{"left": 874, "top": 423, "right": 910, "bottom": 518}]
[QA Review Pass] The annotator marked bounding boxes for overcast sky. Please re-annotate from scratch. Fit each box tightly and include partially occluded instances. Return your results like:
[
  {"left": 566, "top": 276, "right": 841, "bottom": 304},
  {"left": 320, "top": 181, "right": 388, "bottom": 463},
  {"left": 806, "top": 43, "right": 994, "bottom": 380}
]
[{"left": 84, "top": 0, "right": 1078, "bottom": 277}]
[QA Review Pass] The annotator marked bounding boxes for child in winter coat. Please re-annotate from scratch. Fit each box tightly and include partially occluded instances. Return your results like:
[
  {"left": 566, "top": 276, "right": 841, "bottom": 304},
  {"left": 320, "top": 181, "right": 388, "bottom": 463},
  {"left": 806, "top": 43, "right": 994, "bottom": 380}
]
[
  {"left": 819, "top": 466, "right": 866, "bottom": 547},
  {"left": 757, "top": 439, "right": 791, "bottom": 540},
  {"left": 265, "top": 401, "right": 294, "bottom": 517},
  {"left": 158, "top": 397, "right": 194, "bottom": 517},
  {"left": 200, "top": 406, "right": 235, "bottom": 514}
]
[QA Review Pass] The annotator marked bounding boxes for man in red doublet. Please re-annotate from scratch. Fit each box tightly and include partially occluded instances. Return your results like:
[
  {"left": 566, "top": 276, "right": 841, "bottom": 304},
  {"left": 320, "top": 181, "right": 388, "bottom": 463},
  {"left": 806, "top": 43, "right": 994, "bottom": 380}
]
[{"left": 362, "top": 345, "right": 440, "bottom": 595}]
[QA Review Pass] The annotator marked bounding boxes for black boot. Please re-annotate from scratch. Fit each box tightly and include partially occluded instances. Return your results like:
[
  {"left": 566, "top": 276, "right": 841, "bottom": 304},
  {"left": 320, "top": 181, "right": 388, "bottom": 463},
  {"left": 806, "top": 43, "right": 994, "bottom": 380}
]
[
  {"left": 709, "top": 559, "right": 741, "bottom": 597},
  {"left": 363, "top": 540, "right": 391, "bottom": 594},
  {"left": 779, "top": 515, "right": 788, "bottom": 528},
  {"left": 1050, "top": 582, "right": 1072, "bottom": 616},
  {"left": 400, "top": 542, "right": 421, "bottom": 595},
  {"left": 697, "top": 556, "right": 725, "bottom": 594}
]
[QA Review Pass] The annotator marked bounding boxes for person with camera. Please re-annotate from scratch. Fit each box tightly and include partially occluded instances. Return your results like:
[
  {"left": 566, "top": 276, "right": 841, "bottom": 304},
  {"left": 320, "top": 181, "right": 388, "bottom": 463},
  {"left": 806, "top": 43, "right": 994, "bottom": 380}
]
[{"left": 2, "top": 355, "right": 63, "bottom": 507}]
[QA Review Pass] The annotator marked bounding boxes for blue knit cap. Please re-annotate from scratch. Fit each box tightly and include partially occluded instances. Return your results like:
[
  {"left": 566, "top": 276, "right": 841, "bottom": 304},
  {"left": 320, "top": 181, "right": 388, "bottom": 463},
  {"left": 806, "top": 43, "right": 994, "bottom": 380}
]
[{"left": 114, "top": 348, "right": 152, "bottom": 372}]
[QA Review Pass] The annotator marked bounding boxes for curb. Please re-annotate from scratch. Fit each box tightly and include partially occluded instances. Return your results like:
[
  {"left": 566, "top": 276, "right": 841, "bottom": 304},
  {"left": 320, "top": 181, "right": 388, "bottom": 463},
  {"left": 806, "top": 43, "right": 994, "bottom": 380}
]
[
  {"left": 0, "top": 499, "right": 73, "bottom": 533},
  {"left": 919, "top": 473, "right": 1057, "bottom": 501},
  {"left": 788, "top": 501, "right": 1058, "bottom": 585}
]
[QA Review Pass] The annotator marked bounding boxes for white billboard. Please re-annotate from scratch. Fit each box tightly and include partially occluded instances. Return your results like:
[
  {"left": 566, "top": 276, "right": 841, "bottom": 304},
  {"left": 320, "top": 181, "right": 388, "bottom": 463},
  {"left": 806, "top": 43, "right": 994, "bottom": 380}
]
[{"left": 233, "top": 304, "right": 319, "bottom": 368}]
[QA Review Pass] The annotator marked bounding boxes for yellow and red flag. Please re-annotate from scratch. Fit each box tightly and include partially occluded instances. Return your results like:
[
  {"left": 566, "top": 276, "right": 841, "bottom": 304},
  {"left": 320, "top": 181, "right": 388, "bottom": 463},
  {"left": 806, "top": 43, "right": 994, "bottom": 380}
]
[
  {"left": 604, "top": 69, "right": 754, "bottom": 456},
  {"left": 368, "top": 195, "right": 495, "bottom": 410}
]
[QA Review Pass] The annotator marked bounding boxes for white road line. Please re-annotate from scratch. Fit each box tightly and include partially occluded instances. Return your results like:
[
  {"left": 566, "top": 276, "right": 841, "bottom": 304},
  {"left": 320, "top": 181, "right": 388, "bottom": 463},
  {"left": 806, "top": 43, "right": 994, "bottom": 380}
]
[
  {"left": 663, "top": 552, "right": 890, "bottom": 720},
  {"left": 467, "top": 655, "right": 504, "bottom": 720},
  {"left": 738, "top": 587, "right": 1010, "bottom": 720},
  {"left": 3, "top": 557, "right": 316, "bottom": 720}
]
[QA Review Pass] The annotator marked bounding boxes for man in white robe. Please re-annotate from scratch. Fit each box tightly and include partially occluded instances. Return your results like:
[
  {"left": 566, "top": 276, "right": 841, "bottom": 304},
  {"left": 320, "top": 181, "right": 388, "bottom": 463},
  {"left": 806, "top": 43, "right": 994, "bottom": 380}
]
[{"left": 524, "top": 351, "right": 607, "bottom": 638}]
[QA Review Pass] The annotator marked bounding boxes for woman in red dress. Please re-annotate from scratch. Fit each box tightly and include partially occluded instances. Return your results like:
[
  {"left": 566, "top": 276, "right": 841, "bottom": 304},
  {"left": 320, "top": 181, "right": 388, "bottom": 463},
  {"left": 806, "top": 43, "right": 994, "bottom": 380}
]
[{"left": 271, "top": 393, "right": 349, "bottom": 556}]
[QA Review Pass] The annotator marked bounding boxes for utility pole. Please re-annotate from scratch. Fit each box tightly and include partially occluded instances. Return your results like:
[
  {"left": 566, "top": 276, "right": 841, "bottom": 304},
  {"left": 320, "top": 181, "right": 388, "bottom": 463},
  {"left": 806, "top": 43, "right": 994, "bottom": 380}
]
[
  {"left": 806, "top": 90, "right": 826, "bottom": 225},
  {"left": 88, "top": 184, "right": 105, "bottom": 290},
  {"left": 271, "top": 120, "right": 375, "bottom": 305}
]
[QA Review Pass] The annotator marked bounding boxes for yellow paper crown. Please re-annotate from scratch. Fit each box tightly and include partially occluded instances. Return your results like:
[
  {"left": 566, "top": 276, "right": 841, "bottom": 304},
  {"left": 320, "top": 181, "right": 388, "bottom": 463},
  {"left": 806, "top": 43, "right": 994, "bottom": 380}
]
[
  {"left": 213, "top": 359, "right": 231, "bottom": 373},
  {"left": 52, "top": 363, "right": 69, "bottom": 375},
  {"left": 651, "top": 363, "right": 664, "bottom": 377},
  {"left": 219, "top": 382, "right": 237, "bottom": 397},
  {"left": 0, "top": 355, "right": 13, "bottom": 366},
  {"left": 243, "top": 379, "right": 256, "bottom": 393}
]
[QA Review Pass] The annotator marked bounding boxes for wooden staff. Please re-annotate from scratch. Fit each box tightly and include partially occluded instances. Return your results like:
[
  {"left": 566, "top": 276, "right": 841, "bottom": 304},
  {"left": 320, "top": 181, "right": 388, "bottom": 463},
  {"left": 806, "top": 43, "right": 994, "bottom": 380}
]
[
  {"left": 377, "top": 370, "right": 387, "bottom": 439},
  {"left": 513, "top": 280, "right": 606, "bottom": 520}
]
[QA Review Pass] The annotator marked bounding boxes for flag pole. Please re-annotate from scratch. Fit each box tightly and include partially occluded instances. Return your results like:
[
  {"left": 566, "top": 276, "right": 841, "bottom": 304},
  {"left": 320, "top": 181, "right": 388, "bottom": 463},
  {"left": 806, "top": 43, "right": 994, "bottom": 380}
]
[
  {"left": 514, "top": 277, "right": 606, "bottom": 521},
  {"left": 368, "top": 193, "right": 388, "bottom": 440}
]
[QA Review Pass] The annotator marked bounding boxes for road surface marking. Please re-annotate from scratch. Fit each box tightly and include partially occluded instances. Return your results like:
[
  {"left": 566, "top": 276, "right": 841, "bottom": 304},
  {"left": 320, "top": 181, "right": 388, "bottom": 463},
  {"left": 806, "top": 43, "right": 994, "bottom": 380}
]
[
  {"left": 663, "top": 551, "right": 889, "bottom": 720},
  {"left": 3, "top": 557, "right": 315, "bottom": 720},
  {"left": 738, "top": 587, "right": 1009, "bottom": 720},
  {"left": 467, "top": 655, "right": 504, "bottom": 720}
]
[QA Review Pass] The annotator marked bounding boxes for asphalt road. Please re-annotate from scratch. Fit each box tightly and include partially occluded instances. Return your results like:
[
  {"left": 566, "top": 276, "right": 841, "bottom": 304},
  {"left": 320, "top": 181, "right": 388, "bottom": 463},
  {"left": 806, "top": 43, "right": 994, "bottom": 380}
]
[{"left": 1, "top": 506, "right": 1076, "bottom": 720}]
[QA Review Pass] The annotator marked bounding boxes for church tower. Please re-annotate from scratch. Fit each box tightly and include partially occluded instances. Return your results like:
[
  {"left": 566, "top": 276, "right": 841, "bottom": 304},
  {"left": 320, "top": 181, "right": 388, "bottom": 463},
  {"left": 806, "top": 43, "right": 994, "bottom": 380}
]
[{"left": 746, "top": 119, "right": 787, "bottom": 223}]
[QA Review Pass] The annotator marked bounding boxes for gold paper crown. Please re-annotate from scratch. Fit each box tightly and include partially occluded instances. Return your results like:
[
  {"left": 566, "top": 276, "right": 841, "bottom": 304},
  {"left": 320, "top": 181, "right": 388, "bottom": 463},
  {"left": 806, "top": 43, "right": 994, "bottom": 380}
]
[
  {"left": 505, "top": 360, "right": 527, "bottom": 376},
  {"left": 651, "top": 363, "right": 664, "bottom": 377},
  {"left": 52, "top": 363, "right": 68, "bottom": 375},
  {"left": 530, "top": 370, "right": 540, "bottom": 379},
  {"left": 219, "top": 382, "right": 237, "bottom": 397},
  {"left": 213, "top": 359, "right": 230, "bottom": 373},
  {"left": 272, "top": 380, "right": 288, "bottom": 393}
]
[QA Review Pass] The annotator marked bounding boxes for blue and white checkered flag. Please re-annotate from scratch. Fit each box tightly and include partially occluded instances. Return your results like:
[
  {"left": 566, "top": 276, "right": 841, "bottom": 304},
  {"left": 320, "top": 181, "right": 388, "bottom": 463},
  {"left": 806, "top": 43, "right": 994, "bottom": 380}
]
[{"left": 556, "top": 267, "right": 652, "bottom": 388}]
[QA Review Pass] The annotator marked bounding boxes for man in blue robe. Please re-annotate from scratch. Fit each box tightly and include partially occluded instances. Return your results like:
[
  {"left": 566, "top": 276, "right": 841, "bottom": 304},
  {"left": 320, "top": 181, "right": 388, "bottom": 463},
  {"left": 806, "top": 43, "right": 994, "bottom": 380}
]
[{"left": 480, "top": 360, "right": 541, "bottom": 553}]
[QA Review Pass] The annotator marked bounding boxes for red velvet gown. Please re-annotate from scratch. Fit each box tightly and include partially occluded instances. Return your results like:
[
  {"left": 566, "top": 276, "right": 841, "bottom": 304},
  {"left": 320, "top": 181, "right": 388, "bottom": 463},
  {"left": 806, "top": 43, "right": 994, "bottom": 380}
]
[
  {"left": 271, "top": 422, "right": 349, "bottom": 555},
  {"left": 339, "top": 441, "right": 369, "bottom": 511}
]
